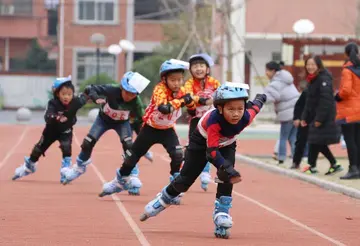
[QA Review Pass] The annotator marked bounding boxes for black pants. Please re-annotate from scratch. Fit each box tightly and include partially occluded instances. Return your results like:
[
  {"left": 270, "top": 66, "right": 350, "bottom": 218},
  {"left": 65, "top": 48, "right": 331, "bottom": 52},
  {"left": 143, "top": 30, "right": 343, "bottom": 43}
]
[
  {"left": 293, "top": 126, "right": 308, "bottom": 165},
  {"left": 308, "top": 144, "right": 336, "bottom": 168},
  {"left": 341, "top": 123, "right": 360, "bottom": 169},
  {"left": 30, "top": 127, "right": 72, "bottom": 163},
  {"left": 188, "top": 117, "right": 200, "bottom": 139},
  {"left": 120, "top": 124, "right": 182, "bottom": 176},
  {"left": 131, "top": 121, "right": 142, "bottom": 135},
  {"left": 166, "top": 141, "right": 236, "bottom": 199}
]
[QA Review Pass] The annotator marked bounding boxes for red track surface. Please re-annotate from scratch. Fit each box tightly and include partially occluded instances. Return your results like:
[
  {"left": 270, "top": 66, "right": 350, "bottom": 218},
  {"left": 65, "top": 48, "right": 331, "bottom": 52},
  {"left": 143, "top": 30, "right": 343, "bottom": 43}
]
[{"left": 0, "top": 125, "right": 359, "bottom": 246}]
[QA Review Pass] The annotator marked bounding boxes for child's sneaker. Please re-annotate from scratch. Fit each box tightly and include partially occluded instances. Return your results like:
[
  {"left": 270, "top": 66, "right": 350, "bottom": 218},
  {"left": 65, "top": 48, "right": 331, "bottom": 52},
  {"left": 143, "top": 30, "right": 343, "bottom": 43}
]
[
  {"left": 12, "top": 157, "right": 37, "bottom": 180},
  {"left": 139, "top": 188, "right": 178, "bottom": 222},
  {"left": 213, "top": 196, "right": 233, "bottom": 239},
  {"left": 302, "top": 165, "right": 318, "bottom": 174},
  {"left": 60, "top": 157, "right": 72, "bottom": 184},
  {"left": 325, "top": 164, "right": 343, "bottom": 175},
  {"left": 61, "top": 157, "right": 91, "bottom": 185},
  {"left": 200, "top": 172, "right": 211, "bottom": 191}
]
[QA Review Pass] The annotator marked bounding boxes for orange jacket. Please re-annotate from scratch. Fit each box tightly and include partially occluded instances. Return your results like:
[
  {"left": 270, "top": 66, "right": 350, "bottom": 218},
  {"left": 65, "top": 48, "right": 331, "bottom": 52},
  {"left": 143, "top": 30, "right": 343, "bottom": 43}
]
[{"left": 336, "top": 61, "right": 360, "bottom": 123}]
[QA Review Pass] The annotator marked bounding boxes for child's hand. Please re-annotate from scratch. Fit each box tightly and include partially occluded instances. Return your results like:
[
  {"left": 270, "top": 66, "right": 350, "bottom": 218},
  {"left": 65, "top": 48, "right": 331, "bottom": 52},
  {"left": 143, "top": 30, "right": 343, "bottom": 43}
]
[
  {"left": 314, "top": 121, "right": 321, "bottom": 127},
  {"left": 216, "top": 161, "right": 241, "bottom": 183},
  {"left": 57, "top": 115, "right": 68, "bottom": 122},
  {"left": 293, "top": 119, "right": 300, "bottom": 128},
  {"left": 95, "top": 98, "right": 106, "bottom": 104},
  {"left": 301, "top": 120, "right": 307, "bottom": 127}
]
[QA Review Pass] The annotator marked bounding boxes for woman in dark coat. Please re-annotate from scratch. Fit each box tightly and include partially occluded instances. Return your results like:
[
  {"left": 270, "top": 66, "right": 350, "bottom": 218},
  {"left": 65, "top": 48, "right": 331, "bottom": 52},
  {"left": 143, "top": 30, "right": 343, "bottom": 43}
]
[{"left": 300, "top": 56, "right": 342, "bottom": 175}]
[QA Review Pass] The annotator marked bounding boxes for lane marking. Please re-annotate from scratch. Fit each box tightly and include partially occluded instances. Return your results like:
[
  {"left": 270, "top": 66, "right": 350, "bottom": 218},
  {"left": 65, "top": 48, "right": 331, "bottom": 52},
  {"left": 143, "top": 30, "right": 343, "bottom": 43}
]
[
  {"left": 159, "top": 153, "right": 346, "bottom": 246},
  {"left": 0, "top": 126, "right": 29, "bottom": 171},
  {"left": 73, "top": 132, "right": 151, "bottom": 246}
]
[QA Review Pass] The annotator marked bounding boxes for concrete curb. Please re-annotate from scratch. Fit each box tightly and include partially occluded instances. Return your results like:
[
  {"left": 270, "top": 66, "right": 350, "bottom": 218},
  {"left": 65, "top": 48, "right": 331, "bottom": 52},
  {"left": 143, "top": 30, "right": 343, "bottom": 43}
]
[{"left": 236, "top": 154, "right": 360, "bottom": 200}]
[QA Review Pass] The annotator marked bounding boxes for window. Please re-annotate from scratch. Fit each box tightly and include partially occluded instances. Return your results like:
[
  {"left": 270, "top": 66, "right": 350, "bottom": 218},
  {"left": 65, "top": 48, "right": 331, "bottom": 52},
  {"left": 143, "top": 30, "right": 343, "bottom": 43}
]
[
  {"left": 135, "top": 0, "right": 189, "bottom": 21},
  {"left": 0, "top": 0, "right": 32, "bottom": 16},
  {"left": 133, "top": 52, "right": 153, "bottom": 62},
  {"left": 76, "top": 0, "right": 117, "bottom": 24},
  {"left": 271, "top": 52, "right": 282, "bottom": 62},
  {"left": 76, "top": 51, "right": 117, "bottom": 83}
]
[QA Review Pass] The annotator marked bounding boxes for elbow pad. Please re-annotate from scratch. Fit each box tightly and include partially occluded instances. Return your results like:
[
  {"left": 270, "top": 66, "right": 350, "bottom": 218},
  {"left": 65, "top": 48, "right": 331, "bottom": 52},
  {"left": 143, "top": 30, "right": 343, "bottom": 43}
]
[{"left": 158, "top": 103, "right": 173, "bottom": 114}]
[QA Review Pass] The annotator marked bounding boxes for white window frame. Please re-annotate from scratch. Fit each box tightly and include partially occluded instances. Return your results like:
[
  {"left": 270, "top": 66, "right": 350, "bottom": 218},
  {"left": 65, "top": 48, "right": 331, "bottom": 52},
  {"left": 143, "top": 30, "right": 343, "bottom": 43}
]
[
  {"left": 74, "top": 0, "right": 118, "bottom": 25},
  {"left": 72, "top": 47, "right": 119, "bottom": 86}
]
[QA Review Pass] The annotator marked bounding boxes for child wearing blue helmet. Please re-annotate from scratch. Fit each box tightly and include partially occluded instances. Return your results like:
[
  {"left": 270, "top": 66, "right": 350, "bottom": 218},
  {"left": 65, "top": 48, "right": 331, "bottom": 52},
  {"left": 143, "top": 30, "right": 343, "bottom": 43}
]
[
  {"left": 12, "top": 76, "right": 88, "bottom": 183},
  {"left": 97, "top": 59, "right": 196, "bottom": 201},
  {"left": 61, "top": 71, "right": 150, "bottom": 196},
  {"left": 139, "top": 83, "right": 267, "bottom": 239}
]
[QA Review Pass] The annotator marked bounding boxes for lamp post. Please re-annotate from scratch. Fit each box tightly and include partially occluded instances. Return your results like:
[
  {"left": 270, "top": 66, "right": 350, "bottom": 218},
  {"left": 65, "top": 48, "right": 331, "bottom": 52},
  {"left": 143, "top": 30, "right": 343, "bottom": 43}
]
[
  {"left": 119, "top": 39, "right": 135, "bottom": 72},
  {"left": 107, "top": 44, "right": 122, "bottom": 80},
  {"left": 90, "top": 33, "right": 106, "bottom": 84},
  {"left": 292, "top": 19, "right": 315, "bottom": 60}
]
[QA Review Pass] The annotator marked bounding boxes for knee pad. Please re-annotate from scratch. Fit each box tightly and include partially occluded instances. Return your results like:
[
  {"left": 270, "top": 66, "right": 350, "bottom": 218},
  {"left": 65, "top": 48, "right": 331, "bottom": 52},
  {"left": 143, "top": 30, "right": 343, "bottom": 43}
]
[
  {"left": 170, "top": 175, "right": 192, "bottom": 193},
  {"left": 81, "top": 134, "right": 97, "bottom": 154},
  {"left": 31, "top": 144, "right": 44, "bottom": 160},
  {"left": 170, "top": 145, "right": 184, "bottom": 164},
  {"left": 121, "top": 136, "right": 133, "bottom": 151},
  {"left": 60, "top": 140, "right": 72, "bottom": 157}
]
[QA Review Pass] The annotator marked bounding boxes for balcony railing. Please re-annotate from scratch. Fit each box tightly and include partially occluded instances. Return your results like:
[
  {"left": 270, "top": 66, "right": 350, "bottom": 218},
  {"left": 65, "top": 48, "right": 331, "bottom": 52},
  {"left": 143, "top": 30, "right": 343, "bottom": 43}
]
[{"left": 0, "top": 0, "right": 33, "bottom": 16}]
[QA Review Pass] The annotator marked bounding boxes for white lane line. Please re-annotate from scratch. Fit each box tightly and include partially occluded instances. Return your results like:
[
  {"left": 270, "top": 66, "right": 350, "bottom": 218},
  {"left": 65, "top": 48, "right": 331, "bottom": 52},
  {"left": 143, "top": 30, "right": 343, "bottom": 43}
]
[
  {"left": 159, "top": 153, "right": 345, "bottom": 246},
  {"left": 0, "top": 126, "right": 29, "bottom": 171},
  {"left": 73, "top": 132, "right": 151, "bottom": 246}
]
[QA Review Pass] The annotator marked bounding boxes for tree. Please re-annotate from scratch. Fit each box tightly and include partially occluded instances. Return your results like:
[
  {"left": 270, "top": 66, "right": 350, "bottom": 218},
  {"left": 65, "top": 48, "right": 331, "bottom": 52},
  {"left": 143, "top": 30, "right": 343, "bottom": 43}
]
[{"left": 24, "top": 38, "right": 56, "bottom": 72}]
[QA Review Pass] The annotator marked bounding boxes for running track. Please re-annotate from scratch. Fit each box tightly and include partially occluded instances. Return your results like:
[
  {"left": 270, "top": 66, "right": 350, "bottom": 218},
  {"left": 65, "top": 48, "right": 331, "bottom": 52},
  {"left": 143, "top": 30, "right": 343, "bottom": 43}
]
[{"left": 0, "top": 125, "right": 359, "bottom": 246}]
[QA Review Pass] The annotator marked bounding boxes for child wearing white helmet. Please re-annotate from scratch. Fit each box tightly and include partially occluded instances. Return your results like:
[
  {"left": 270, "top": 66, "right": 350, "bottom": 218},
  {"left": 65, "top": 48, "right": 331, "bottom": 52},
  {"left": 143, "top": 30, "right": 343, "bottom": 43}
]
[
  {"left": 61, "top": 71, "right": 150, "bottom": 196},
  {"left": 98, "top": 59, "right": 196, "bottom": 202},
  {"left": 12, "top": 76, "right": 88, "bottom": 183},
  {"left": 185, "top": 53, "right": 221, "bottom": 191},
  {"left": 139, "top": 83, "right": 267, "bottom": 239}
]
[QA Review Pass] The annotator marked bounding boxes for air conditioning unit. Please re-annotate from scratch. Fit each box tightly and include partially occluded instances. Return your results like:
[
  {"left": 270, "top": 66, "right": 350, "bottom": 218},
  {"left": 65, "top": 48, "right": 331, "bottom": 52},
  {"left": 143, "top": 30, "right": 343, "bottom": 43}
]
[{"left": 0, "top": 5, "right": 15, "bottom": 16}]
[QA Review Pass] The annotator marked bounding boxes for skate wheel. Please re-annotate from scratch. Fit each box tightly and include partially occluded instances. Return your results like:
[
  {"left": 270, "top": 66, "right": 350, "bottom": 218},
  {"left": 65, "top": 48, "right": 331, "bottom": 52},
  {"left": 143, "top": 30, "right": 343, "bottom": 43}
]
[
  {"left": 214, "top": 228, "right": 230, "bottom": 239},
  {"left": 12, "top": 175, "right": 19, "bottom": 181},
  {"left": 139, "top": 213, "right": 149, "bottom": 222},
  {"left": 98, "top": 192, "right": 108, "bottom": 197},
  {"left": 128, "top": 192, "right": 140, "bottom": 196}
]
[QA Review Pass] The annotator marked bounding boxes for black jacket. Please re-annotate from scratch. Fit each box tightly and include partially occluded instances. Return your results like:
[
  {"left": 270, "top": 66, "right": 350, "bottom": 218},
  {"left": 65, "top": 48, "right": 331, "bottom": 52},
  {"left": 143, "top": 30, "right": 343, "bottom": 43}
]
[
  {"left": 301, "top": 70, "right": 340, "bottom": 145},
  {"left": 44, "top": 94, "right": 87, "bottom": 133}
]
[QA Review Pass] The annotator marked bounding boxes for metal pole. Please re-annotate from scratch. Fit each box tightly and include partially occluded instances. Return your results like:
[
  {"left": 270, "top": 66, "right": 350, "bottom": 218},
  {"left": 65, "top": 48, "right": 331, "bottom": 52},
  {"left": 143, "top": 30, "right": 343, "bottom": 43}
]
[
  {"left": 58, "top": 0, "right": 65, "bottom": 76},
  {"left": 96, "top": 46, "right": 100, "bottom": 84}
]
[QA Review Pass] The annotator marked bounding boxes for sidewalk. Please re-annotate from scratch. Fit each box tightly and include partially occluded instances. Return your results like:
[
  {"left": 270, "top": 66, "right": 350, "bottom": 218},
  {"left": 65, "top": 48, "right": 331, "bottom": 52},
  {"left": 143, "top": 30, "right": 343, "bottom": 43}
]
[{"left": 248, "top": 156, "right": 360, "bottom": 191}]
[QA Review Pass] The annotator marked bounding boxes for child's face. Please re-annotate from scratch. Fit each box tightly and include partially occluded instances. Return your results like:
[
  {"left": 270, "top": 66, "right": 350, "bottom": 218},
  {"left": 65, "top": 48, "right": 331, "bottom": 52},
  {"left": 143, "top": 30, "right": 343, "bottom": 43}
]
[
  {"left": 218, "top": 99, "right": 245, "bottom": 125},
  {"left": 58, "top": 86, "right": 74, "bottom": 105},
  {"left": 164, "top": 72, "right": 184, "bottom": 92},
  {"left": 265, "top": 69, "right": 276, "bottom": 80},
  {"left": 121, "top": 89, "right": 137, "bottom": 102},
  {"left": 190, "top": 62, "right": 209, "bottom": 79}
]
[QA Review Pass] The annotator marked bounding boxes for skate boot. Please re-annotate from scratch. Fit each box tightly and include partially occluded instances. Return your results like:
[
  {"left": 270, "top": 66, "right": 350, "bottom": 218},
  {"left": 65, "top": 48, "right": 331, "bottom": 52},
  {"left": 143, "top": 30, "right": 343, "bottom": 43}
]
[
  {"left": 99, "top": 168, "right": 137, "bottom": 197},
  {"left": 213, "top": 196, "right": 233, "bottom": 239},
  {"left": 60, "top": 157, "right": 72, "bottom": 184},
  {"left": 169, "top": 172, "right": 182, "bottom": 205},
  {"left": 200, "top": 162, "right": 212, "bottom": 191},
  {"left": 144, "top": 151, "right": 153, "bottom": 162},
  {"left": 139, "top": 188, "right": 179, "bottom": 222},
  {"left": 61, "top": 157, "right": 91, "bottom": 185},
  {"left": 12, "top": 157, "right": 37, "bottom": 180},
  {"left": 128, "top": 164, "right": 142, "bottom": 196}
]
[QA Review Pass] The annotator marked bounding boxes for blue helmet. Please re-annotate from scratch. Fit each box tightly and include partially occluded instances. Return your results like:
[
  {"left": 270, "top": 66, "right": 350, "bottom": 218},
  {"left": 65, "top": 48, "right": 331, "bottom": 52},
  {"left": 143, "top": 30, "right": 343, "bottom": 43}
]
[
  {"left": 159, "top": 60, "right": 187, "bottom": 77},
  {"left": 188, "top": 53, "right": 214, "bottom": 67},
  {"left": 121, "top": 71, "right": 138, "bottom": 94},
  {"left": 213, "top": 82, "right": 249, "bottom": 107},
  {"left": 52, "top": 76, "right": 72, "bottom": 90}
]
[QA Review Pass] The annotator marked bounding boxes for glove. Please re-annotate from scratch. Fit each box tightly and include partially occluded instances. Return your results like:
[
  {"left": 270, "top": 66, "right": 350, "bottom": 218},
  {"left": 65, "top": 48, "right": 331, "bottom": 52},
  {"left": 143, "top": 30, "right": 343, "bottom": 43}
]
[
  {"left": 250, "top": 94, "right": 267, "bottom": 109},
  {"left": 198, "top": 97, "right": 208, "bottom": 105},
  {"left": 187, "top": 108, "right": 196, "bottom": 116},
  {"left": 216, "top": 160, "right": 241, "bottom": 183},
  {"left": 181, "top": 93, "right": 193, "bottom": 105}
]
